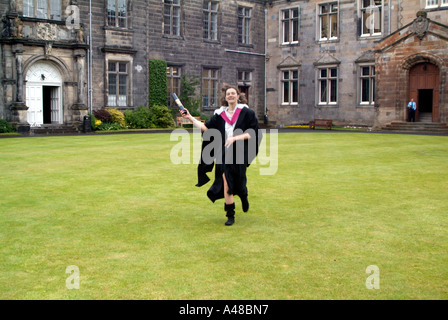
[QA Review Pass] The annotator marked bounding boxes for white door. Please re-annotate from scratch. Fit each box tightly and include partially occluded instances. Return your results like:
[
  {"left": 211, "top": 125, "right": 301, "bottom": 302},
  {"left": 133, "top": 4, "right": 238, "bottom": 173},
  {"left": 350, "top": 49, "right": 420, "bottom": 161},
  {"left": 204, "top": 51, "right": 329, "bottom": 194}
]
[
  {"left": 26, "top": 61, "right": 63, "bottom": 126},
  {"left": 50, "top": 86, "right": 62, "bottom": 124},
  {"left": 26, "top": 85, "right": 43, "bottom": 126}
]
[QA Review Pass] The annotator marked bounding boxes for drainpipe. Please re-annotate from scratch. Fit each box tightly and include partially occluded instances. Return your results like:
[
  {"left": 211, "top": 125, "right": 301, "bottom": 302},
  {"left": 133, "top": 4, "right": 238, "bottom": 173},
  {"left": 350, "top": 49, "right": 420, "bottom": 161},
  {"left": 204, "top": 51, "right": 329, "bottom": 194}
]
[
  {"left": 88, "top": 0, "right": 93, "bottom": 114},
  {"left": 264, "top": 8, "right": 267, "bottom": 125},
  {"left": 388, "top": 0, "right": 391, "bottom": 35}
]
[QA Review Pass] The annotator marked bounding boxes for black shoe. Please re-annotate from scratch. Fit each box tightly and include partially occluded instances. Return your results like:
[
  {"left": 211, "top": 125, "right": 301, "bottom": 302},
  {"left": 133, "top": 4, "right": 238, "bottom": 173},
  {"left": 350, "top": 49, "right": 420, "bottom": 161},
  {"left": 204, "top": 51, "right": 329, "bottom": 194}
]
[
  {"left": 225, "top": 216, "right": 235, "bottom": 226},
  {"left": 241, "top": 195, "right": 249, "bottom": 212},
  {"left": 224, "top": 203, "right": 235, "bottom": 226}
]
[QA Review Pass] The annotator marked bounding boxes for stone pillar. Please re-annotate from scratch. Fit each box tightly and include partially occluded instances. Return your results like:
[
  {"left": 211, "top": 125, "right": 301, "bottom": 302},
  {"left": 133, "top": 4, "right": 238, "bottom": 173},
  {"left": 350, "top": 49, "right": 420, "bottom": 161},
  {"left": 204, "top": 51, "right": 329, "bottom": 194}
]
[
  {"left": 71, "top": 49, "right": 88, "bottom": 124},
  {"left": 75, "top": 50, "right": 85, "bottom": 105},
  {"left": 15, "top": 49, "right": 24, "bottom": 103},
  {"left": 10, "top": 44, "right": 29, "bottom": 134}
]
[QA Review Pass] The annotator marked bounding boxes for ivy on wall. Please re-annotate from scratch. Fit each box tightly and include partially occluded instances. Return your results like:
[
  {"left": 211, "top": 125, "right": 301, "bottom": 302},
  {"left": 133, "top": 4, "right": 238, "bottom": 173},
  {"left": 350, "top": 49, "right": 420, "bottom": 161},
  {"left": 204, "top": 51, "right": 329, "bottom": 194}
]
[{"left": 148, "top": 59, "right": 168, "bottom": 107}]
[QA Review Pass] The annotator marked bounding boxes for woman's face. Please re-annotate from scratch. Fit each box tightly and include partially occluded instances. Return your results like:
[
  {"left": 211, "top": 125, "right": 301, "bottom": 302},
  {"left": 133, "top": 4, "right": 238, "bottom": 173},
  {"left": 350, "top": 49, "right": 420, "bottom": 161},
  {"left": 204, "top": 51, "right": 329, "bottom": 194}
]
[{"left": 225, "top": 88, "right": 239, "bottom": 105}]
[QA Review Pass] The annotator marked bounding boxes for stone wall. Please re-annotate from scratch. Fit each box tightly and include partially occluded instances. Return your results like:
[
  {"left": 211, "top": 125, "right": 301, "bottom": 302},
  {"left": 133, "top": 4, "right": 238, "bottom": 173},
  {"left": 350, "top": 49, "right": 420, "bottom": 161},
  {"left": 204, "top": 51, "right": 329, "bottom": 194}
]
[
  {"left": 375, "top": 16, "right": 448, "bottom": 127},
  {"left": 84, "top": 0, "right": 266, "bottom": 116},
  {"left": 265, "top": 0, "right": 448, "bottom": 126}
]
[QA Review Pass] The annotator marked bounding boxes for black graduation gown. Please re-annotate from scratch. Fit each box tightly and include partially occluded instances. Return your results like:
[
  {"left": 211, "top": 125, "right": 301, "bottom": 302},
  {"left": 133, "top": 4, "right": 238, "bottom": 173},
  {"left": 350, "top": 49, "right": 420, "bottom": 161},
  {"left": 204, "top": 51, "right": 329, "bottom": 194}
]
[{"left": 195, "top": 106, "right": 262, "bottom": 202}]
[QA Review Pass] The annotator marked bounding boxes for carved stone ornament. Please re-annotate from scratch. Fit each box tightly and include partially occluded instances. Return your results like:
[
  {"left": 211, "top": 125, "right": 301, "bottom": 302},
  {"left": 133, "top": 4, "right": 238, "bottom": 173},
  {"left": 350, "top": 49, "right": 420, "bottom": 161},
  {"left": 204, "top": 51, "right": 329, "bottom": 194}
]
[
  {"left": 36, "top": 23, "right": 57, "bottom": 41},
  {"left": 13, "top": 17, "right": 23, "bottom": 37},
  {"left": 45, "top": 42, "right": 53, "bottom": 57},
  {"left": 412, "top": 15, "right": 429, "bottom": 40},
  {"left": 10, "top": 0, "right": 17, "bottom": 12}
]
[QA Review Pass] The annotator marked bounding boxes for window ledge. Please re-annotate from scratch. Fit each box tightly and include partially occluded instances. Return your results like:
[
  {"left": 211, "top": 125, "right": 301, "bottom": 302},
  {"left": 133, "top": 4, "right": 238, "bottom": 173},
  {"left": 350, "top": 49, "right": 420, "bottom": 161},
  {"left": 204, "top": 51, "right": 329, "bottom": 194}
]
[
  {"left": 281, "top": 42, "right": 300, "bottom": 47},
  {"left": 358, "top": 34, "right": 382, "bottom": 40},
  {"left": 238, "top": 43, "right": 254, "bottom": 49},
  {"left": 18, "top": 16, "right": 65, "bottom": 25},
  {"left": 203, "top": 39, "right": 221, "bottom": 45},
  {"left": 317, "top": 38, "right": 339, "bottom": 44},
  {"left": 163, "top": 34, "right": 184, "bottom": 41},
  {"left": 103, "top": 26, "right": 134, "bottom": 33},
  {"left": 316, "top": 104, "right": 339, "bottom": 108},
  {"left": 281, "top": 103, "right": 299, "bottom": 106}
]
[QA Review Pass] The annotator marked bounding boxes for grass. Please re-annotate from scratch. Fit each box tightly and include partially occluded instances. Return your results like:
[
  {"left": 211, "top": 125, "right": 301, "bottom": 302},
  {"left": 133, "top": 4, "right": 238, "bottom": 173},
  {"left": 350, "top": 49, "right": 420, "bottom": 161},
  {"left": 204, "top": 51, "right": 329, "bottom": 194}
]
[{"left": 0, "top": 131, "right": 447, "bottom": 300}]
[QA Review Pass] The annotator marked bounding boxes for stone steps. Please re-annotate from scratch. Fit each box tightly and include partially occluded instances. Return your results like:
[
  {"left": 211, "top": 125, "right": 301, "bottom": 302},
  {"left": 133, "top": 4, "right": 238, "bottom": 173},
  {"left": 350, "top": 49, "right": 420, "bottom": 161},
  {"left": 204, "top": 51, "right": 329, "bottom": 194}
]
[
  {"left": 30, "top": 124, "right": 80, "bottom": 136},
  {"left": 418, "top": 112, "right": 432, "bottom": 123},
  {"left": 382, "top": 121, "right": 448, "bottom": 134}
]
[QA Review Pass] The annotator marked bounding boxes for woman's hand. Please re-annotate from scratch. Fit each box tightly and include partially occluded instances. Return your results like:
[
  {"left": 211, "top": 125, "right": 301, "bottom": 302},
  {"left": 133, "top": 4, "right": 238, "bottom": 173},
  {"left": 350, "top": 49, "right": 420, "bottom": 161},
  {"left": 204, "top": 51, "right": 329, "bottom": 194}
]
[
  {"left": 181, "top": 108, "right": 191, "bottom": 118},
  {"left": 225, "top": 136, "right": 236, "bottom": 148},
  {"left": 225, "top": 133, "right": 251, "bottom": 148},
  {"left": 182, "top": 109, "right": 208, "bottom": 132}
]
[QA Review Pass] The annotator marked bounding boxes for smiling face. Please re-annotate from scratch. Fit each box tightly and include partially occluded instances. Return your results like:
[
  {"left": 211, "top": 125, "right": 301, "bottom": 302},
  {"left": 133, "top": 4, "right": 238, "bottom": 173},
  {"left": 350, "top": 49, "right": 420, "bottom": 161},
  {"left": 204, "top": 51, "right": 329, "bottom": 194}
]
[{"left": 225, "top": 88, "right": 239, "bottom": 106}]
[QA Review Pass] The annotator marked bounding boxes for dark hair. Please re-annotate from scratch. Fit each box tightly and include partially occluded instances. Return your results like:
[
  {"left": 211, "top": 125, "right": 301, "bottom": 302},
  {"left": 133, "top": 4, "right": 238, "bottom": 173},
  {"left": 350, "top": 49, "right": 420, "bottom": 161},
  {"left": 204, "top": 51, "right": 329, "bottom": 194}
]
[{"left": 220, "top": 85, "right": 248, "bottom": 106}]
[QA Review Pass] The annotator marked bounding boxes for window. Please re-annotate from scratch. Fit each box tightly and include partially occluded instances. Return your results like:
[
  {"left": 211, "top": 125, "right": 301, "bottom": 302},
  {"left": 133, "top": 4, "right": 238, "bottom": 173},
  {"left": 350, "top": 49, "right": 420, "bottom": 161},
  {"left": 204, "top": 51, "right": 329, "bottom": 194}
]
[
  {"left": 281, "top": 7, "right": 299, "bottom": 44},
  {"left": 238, "top": 7, "right": 251, "bottom": 44},
  {"left": 360, "top": 65, "right": 375, "bottom": 105},
  {"left": 425, "top": 0, "right": 448, "bottom": 8},
  {"left": 164, "top": 0, "right": 181, "bottom": 36},
  {"left": 318, "top": 67, "right": 338, "bottom": 105},
  {"left": 203, "top": 1, "right": 219, "bottom": 41},
  {"left": 167, "top": 66, "right": 182, "bottom": 105},
  {"left": 319, "top": 2, "right": 338, "bottom": 41},
  {"left": 238, "top": 71, "right": 252, "bottom": 83},
  {"left": 361, "top": 0, "right": 382, "bottom": 36},
  {"left": 107, "top": 0, "right": 127, "bottom": 28},
  {"left": 108, "top": 62, "right": 128, "bottom": 107},
  {"left": 23, "top": 0, "right": 61, "bottom": 20},
  {"left": 281, "top": 70, "right": 299, "bottom": 105},
  {"left": 202, "top": 68, "right": 219, "bottom": 108}
]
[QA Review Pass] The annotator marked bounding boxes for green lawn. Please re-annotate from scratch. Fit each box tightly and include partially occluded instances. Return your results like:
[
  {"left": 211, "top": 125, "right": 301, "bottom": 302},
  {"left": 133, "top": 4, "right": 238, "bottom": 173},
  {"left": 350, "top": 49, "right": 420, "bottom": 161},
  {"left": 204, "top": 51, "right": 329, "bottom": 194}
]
[{"left": 0, "top": 132, "right": 447, "bottom": 300}]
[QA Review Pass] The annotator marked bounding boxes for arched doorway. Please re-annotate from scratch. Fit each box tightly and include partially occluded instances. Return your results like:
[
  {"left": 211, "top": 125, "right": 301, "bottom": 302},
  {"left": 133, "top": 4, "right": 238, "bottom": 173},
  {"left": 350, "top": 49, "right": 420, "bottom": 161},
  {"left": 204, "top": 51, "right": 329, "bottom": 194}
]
[
  {"left": 25, "top": 61, "right": 63, "bottom": 126},
  {"left": 409, "top": 63, "right": 440, "bottom": 122}
]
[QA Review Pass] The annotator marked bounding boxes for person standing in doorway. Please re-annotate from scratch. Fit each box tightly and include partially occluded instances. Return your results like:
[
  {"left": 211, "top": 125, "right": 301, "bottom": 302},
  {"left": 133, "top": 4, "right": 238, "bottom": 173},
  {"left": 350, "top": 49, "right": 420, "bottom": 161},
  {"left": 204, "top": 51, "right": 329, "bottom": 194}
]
[{"left": 407, "top": 98, "right": 417, "bottom": 122}]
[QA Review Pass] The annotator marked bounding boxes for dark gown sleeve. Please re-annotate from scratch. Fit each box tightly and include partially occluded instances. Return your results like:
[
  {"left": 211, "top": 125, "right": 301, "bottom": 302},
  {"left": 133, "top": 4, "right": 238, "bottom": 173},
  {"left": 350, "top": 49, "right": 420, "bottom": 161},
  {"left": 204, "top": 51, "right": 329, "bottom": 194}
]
[{"left": 243, "top": 108, "right": 262, "bottom": 167}]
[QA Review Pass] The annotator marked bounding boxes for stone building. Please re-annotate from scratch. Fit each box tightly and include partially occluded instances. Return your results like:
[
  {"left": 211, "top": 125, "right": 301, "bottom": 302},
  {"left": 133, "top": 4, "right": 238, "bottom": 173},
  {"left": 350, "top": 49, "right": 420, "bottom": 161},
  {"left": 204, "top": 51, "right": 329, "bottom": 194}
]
[
  {"left": 1, "top": 0, "right": 447, "bottom": 132},
  {"left": 0, "top": 0, "right": 267, "bottom": 132},
  {"left": 0, "top": 0, "right": 89, "bottom": 132},
  {"left": 265, "top": 0, "right": 448, "bottom": 127},
  {"left": 374, "top": 9, "right": 448, "bottom": 127}
]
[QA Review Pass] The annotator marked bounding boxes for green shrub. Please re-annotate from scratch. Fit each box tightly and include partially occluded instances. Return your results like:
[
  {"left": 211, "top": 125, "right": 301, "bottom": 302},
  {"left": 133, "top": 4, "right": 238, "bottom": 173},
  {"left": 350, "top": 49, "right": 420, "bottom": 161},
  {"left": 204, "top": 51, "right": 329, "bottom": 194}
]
[
  {"left": 148, "top": 59, "right": 168, "bottom": 107},
  {"left": 105, "top": 108, "right": 126, "bottom": 128},
  {"left": 124, "top": 106, "right": 153, "bottom": 129},
  {"left": 97, "top": 122, "right": 122, "bottom": 131},
  {"left": 179, "top": 73, "right": 202, "bottom": 117},
  {"left": 0, "top": 119, "right": 15, "bottom": 133},
  {"left": 89, "top": 113, "right": 97, "bottom": 130},
  {"left": 150, "top": 105, "right": 175, "bottom": 128}
]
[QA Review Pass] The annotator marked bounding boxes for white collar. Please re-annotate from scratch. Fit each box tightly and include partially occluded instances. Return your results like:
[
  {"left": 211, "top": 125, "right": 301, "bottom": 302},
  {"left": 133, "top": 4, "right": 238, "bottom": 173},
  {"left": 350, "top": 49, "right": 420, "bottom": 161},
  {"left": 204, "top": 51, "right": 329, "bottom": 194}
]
[{"left": 214, "top": 104, "right": 249, "bottom": 115}]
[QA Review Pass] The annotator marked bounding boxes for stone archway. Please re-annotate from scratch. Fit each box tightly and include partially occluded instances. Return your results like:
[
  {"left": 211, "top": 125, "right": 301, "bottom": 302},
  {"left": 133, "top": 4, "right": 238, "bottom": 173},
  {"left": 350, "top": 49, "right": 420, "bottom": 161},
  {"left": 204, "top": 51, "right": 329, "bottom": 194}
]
[
  {"left": 25, "top": 61, "right": 63, "bottom": 126},
  {"left": 408, "top": 62, "right": 440, "bottom": 123}
]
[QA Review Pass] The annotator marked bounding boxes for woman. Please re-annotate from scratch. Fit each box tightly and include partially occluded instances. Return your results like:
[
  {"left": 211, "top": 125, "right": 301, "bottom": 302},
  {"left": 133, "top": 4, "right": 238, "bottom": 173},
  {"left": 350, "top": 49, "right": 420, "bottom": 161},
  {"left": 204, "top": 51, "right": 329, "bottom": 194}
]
[{"left": 181, "top": 86, "right": 262, "bottom": 226}]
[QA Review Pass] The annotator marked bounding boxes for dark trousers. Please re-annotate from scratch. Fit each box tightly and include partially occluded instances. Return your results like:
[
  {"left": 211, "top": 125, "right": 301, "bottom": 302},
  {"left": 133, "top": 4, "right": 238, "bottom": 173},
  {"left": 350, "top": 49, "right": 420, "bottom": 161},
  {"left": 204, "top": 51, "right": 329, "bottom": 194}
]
[{"left": 408, "top": 109, "right": 416, "bottom": 122}]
